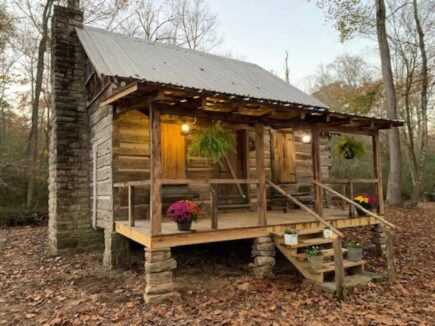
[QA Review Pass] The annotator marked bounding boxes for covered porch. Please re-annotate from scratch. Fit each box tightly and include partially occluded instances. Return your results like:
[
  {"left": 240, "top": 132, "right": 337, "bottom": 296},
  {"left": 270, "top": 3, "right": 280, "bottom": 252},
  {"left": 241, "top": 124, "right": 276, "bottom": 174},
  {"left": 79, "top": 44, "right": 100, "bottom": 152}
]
[{"left": 102, "top": 81, "right": 401, "bottom": 249}]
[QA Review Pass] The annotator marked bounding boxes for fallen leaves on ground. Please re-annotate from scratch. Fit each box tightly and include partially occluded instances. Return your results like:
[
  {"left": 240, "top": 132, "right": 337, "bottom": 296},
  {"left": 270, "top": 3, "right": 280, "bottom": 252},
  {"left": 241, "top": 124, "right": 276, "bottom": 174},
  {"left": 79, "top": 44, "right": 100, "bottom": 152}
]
[{"left": 0, "top": 204, "right": 434, "bottom": 325}]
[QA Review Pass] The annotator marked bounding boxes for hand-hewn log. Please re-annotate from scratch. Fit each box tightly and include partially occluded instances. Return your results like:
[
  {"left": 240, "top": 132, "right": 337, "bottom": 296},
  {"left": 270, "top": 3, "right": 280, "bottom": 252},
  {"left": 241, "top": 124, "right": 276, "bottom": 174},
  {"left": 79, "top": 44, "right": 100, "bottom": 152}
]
[
  {"left": 349, "top": 179, "right": 355, "bottom": 217},
  {"left": 341, "top": 184, "right": 347, "bottom": 211},
  {"left": 210, "top": 184, "right": 218, "bottom": 229},
  {"left": 372, "top": 131, "right": 385, "bottom": 215},
  {"left": 313, "top": 180, "right": 398, "bottom": 230},
  {"left": 333, "top": 237, "right": 346, "bottom": 301},
  {"left": 322, "top": 178, "right": 378, "bottom": 184},
  {"left": 267, "top": 180, "right": 344, "bottom": 238},
  {"left": 255, "top": 124, "right": 267, "bottom": 226},
  {"left": 128, "top": 185, "right": 135, "bottom": 227},
  {"left": 113, "top": 178, "right": 260, "bottom": 188},
  {"left": 311, "top": 127, "right": 323, "bottom": 216},
  {"left": 385, "top": 229, "right": 396, "bottom": 282},
  {"left": 149, "top": 105, "right": 162, "bottom": 235}
]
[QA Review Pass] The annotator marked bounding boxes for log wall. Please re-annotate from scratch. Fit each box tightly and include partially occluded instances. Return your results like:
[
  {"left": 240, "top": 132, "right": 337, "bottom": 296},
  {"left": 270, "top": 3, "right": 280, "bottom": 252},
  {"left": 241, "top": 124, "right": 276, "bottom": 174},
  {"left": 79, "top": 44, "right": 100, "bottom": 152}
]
[
  {"left": 107, "top": 110, "right": 331, "bottom": 221},
  {"left": 88, "top": 86, "right": 115, "bottom": 230}
]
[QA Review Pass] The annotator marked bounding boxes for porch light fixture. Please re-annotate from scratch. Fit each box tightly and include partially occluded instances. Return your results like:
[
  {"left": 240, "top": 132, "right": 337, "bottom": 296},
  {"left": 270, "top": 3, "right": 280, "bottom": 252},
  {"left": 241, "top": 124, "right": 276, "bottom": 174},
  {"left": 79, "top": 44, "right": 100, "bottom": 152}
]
[
  {"left": 181, "top": 123, "right": 190, "bottom": 135},
  {"left": 301, "top": 131, "right": 312, "bottom": 144}
]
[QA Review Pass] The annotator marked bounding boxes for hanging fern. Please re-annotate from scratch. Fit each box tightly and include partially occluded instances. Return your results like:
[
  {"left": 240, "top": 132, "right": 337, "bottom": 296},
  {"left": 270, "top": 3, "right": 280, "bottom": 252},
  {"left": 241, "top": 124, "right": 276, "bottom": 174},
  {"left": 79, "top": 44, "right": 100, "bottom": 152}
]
[
  {"left": 188, "top": 123, "right": 236, "bottom": 164},
  {"left": 335, "top": 136, "right": 366, "bottom": 159}
]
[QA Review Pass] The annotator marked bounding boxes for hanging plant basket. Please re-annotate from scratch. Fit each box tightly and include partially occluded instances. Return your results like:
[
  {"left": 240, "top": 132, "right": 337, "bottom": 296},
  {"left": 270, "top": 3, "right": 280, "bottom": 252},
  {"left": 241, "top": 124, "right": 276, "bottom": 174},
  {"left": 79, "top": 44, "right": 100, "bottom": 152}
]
[
  {"left": 336, "top": 136, "right": 366, "bottom": 160},
  {"left": 188, "top": 122, "right": 236, "bottom": 163}
]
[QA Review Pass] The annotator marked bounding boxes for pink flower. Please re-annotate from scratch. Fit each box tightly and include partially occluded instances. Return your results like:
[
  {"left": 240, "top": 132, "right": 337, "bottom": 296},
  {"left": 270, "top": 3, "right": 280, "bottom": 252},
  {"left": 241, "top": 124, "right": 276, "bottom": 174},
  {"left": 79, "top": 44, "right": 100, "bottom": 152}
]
[{"left": 166, "top": 200, "right": 204, "bottom": 223}]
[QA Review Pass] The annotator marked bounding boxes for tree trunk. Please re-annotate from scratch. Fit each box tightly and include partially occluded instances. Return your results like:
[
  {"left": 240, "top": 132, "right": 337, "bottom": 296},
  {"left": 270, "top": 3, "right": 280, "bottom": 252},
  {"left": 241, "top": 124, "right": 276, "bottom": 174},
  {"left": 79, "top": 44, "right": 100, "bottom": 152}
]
[
  {"left": 409, "top": 0, "right": 428, "bottom": 205},
  {"left": 26, "top": 0, "right": 53, "bottom": 209},
  {"left": 375, "top": 0, "right": 402, "bottom": 206}
]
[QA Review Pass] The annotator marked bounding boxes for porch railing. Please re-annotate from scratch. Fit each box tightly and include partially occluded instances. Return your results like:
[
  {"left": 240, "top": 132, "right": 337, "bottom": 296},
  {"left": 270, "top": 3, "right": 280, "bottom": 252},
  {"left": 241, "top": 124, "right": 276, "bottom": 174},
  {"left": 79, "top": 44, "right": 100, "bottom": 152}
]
[
  {"left": 312, "top": 180, "right": 398, "bottom": 230},
  {"left": 113, "top": 178, "right": 259, "bottom": 229}
]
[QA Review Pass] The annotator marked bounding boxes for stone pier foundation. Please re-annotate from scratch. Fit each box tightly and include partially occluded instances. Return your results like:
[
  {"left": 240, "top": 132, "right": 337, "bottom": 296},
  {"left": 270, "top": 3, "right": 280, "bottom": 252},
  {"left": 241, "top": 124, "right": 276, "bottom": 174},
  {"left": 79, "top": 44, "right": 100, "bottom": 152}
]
[
  {"left": 371, "top": 224, "right": 387, "bottom": 256},
  {"left": 144, "top": 248, "right": 179, "bottom": 304},
  {"left": 103, "top": 230, "right": 130, "bottom": 269},
  {"left": 251, "top": 236, "right": 275, "bottom": 277}
]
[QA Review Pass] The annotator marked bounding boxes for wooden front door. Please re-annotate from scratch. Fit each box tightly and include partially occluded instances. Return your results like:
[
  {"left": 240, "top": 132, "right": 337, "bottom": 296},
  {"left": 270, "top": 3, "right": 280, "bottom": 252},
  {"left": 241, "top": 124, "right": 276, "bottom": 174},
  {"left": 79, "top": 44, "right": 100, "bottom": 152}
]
[
  {"left": 272, "top": 130, "right": 296, "bottom": 183},
  {"left": 161, "top": 123, "right": 186, "bottom": 179}
]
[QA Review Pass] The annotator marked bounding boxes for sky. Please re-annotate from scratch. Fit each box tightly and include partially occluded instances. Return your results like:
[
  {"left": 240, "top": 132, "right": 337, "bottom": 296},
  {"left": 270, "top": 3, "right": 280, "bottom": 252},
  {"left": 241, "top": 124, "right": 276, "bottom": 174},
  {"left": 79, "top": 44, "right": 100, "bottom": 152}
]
[{"left": 208, "top": 0, "right": 380, "bottom": 92}]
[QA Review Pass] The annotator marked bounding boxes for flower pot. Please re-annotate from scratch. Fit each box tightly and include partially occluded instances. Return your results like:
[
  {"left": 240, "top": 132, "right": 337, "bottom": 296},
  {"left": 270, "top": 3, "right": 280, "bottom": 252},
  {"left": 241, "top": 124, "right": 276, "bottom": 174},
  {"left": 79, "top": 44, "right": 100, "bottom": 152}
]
[
  {"left": 343, "top": 150, "right": 355, "bottom": 160},
  {"left": 347, "top": 247, "right": 363, "bottom": 262},
  {"left": 308, "top": 255, "right": 323, "bottom": 270},
  {"left": 323, "top": 228, "right": 333, "bottom": 239},
  {"left": 355, "top": 203, "right": 371, "bottom": 217},
  {"left": 177, "top": 219, "right": 192, "bottom": 231},
  {"left": 284, "top": 233, "right": 298, "bottom": 245}
]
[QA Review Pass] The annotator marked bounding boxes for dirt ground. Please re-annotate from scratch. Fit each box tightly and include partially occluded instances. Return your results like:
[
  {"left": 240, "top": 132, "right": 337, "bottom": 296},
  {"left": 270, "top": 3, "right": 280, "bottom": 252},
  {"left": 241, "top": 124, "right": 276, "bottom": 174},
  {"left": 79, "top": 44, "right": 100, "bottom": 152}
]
[{"left": 0, "top": 204, "right": 434, "bottom": 326}]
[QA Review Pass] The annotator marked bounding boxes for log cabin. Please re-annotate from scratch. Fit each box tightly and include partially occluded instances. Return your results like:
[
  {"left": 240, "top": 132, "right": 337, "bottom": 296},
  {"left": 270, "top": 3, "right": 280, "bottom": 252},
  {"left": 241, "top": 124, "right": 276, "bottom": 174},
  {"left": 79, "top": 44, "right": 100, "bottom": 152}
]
[{"left": 49, "top": 2, "right": 402, "bottom": 303}]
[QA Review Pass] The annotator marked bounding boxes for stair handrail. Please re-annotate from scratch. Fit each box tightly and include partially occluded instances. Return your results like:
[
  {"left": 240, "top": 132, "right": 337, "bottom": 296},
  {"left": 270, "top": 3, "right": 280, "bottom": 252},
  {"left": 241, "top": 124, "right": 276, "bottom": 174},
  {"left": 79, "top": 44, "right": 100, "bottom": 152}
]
[
  {"left": 267, "top": 180, "right": 344, "bottom": 238},
  {"left": 312, "top": 180, "right": 398, "bottom": 230}
]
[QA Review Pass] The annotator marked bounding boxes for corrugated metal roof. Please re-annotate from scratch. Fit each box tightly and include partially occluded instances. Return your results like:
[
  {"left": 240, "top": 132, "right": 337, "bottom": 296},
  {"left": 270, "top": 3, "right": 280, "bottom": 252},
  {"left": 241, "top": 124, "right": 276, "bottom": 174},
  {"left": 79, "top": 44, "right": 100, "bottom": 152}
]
[{"left": 76, "top": 26, "right": 328, "bottom": 109}]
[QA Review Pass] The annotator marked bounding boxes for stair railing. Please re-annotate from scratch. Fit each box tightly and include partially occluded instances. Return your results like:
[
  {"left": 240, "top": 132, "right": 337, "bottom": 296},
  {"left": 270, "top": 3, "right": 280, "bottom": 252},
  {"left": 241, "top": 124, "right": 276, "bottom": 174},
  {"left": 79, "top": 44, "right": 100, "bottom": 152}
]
[
  {"left": 312, "top": 180, "right": 398, "bottom": 230},
  {"left": 266, "top": 180, "right": 344, "bottom": 238}
]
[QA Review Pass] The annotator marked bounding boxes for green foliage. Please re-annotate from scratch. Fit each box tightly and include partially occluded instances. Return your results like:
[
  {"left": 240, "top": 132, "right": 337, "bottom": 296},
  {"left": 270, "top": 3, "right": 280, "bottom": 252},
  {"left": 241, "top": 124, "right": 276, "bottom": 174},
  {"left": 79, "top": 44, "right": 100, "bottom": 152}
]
[
  {"left": 347, "top": 241, "right": 362, "bottom": 249},
  {"left": 188, "top": 122, "right": 235, "bottom": 164},
  {"left": 335, "top": 136, "right": 366, "bottom": 159},
  {"left": 306, "top": 246, "right": 322, "bottom": 257},
  {"left": 284, "top": 229, "right": 297, "bottom": 235},
  {"left": 314, "top": 0, "right": 374, "bottom": 42}
]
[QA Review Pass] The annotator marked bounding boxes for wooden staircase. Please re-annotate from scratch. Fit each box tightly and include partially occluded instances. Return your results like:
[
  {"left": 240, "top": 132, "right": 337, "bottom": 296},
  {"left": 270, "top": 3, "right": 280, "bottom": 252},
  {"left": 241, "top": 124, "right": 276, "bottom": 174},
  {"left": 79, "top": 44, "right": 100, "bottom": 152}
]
[{"left": 272, "top": 228, "right": 365, "bottom": 283}]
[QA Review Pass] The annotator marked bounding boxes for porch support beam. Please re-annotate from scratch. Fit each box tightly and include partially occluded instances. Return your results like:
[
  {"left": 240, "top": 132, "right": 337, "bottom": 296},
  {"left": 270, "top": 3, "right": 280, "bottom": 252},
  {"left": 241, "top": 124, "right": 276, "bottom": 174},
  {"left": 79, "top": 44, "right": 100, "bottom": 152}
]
[
  {"left": 311, "top": 126, "right": 323, "bottom": 216},
  {"left": 149, "top": 104, "right": 162, "bottom": 235},
  {"left": 255, "top": 124, "right": 267, "bottom": 226},
  {"left": 372, "top": 131, "right": 385, "bottom": 215}
]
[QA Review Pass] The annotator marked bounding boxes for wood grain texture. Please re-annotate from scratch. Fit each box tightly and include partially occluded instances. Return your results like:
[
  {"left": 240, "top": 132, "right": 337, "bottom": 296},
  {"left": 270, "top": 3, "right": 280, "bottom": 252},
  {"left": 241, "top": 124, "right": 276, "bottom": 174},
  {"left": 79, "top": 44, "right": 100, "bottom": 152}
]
[
  {"left": 150, "top": 106, "right": 162, "bottom": 235},
  {"left": 255, "top": 124, "right": 267, "bottom": 226},
  {"left": 161, "top": 123, "right": 186, "bottom": 179},
  {"left": 372, "top": 131, "right": 385, "bottom": 215}
]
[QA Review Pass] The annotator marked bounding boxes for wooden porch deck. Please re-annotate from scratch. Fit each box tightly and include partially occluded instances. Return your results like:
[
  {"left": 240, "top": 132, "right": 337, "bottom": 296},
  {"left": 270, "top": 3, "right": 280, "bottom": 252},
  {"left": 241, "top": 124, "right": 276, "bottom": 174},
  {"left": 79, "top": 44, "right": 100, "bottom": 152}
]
[{"left": 115, "top": 208, "right": 379, "bottom": 248}]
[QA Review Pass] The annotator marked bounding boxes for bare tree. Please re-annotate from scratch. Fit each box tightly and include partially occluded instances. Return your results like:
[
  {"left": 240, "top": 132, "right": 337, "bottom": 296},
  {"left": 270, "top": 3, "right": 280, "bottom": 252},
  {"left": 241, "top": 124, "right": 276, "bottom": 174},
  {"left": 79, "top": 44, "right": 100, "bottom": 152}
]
[
  {"left": 375, "top": 0, "right": 402, "bottom": 206},
  {"left": 388, "top": 0, "right": 433, "bottom": 203},
  {"left": 283, "top": 50, "right": 290, "bottom": 83},
  {"left": 409, "top": 0, "right": 429, "bottom": 203},
  {"left": 172, "top": 0, "right": 221, "bottom": 51},
  {"left": 24, "top": 0, "right": 53, "bottom": 209},
  {"left": 315, "top": 0, "right": 403, "bottom": 205}
]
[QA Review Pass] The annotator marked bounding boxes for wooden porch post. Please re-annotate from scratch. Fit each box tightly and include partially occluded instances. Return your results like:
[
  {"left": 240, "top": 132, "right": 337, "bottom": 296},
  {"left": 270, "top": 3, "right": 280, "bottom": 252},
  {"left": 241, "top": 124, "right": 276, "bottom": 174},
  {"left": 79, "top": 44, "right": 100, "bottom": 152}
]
[
  {"left": 149, "top": 104, "right": 162, "bottom": 235},
  {"left": 255, "top": 124, "right": 267, "bottom": 226},
  {"left": 372, "top": 131, "right": 385, "bottom": 215},
  {"left": 333, "top": 237, "right": 346, "bottom": 301},
  {"left": 311, "top": 127, "right": 323, "bottom": 216}
]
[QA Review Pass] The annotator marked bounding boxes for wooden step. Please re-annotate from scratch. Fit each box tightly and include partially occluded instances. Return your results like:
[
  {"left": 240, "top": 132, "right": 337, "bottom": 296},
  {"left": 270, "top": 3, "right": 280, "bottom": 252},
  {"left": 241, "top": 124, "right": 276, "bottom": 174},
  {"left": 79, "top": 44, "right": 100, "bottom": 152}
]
[
  {"left": 281, "top": 237, "right": 333, "bottom": 249},
  {"left": 271, "top": 228, "right": 325, "bottom": 238},
  {"left": 292, "top": 248, "right": 348, "bottom": 260},
  {"left": 318, "top": 259, "right": 366, "bottom": 273}
]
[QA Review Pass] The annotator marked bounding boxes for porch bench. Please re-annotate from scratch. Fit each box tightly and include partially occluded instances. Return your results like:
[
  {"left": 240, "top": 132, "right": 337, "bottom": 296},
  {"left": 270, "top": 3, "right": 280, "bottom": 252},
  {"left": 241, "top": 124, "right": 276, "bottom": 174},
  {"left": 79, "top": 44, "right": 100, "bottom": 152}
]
[
  {"left": 267, "top": 186, "right": 313, "bottom": 212},
  {"left": 162, "top": 185, "right": 202, "bottom": 211}
]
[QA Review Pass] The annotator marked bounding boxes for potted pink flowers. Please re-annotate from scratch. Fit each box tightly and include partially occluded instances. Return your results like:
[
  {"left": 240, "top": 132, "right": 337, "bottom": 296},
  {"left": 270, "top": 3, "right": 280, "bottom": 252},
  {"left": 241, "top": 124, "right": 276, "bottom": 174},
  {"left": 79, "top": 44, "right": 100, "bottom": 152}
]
[{"left": 166, "top": 200, "right": 204, "bottom": 231}]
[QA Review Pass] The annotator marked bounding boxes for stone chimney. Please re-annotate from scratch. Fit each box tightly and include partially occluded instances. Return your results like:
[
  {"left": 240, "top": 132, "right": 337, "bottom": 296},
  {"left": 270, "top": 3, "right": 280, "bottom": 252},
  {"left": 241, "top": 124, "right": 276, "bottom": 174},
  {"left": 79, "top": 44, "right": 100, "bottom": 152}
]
[{"left": 48, "top": 3, "right": 102, "bottom": 254}]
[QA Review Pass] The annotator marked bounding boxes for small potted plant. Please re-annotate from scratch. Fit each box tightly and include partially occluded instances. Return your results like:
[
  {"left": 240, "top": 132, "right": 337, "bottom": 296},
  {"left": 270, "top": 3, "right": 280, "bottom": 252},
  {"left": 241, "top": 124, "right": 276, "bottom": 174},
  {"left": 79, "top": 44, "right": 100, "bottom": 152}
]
[
  {"left": 347, "top": 241, "right": 363, "bottom": 262},
  {"left": 354, "top": 194, "right": 377, "bottom": 216},
  {"left": 166, "top": 200, "right": 204, "bottom": 231},
  {"left": 306, "top": 246, "right": 323, "bottom": 270},
  {"left": 323, "top": 226, "right": 333, "bottom": 239},
  {"left": 284, "top": 229, "right": 298, "bottom": 245}
]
